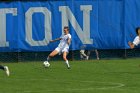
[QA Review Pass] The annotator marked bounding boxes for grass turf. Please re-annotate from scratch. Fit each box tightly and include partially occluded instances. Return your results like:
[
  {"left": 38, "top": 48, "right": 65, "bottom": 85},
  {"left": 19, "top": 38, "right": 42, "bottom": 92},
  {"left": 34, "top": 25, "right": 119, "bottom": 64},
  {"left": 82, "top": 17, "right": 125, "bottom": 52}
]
[{"left": 0, "top": 58, "right": 140, "bottom": 93}]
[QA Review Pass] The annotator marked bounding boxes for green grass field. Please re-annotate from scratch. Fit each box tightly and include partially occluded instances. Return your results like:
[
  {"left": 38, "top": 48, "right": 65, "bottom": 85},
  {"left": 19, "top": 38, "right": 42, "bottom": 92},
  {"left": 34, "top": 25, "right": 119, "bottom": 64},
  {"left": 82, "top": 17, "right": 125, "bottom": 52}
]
[{"left": 0, "top": 58, "right": 140, "bottom": 93}]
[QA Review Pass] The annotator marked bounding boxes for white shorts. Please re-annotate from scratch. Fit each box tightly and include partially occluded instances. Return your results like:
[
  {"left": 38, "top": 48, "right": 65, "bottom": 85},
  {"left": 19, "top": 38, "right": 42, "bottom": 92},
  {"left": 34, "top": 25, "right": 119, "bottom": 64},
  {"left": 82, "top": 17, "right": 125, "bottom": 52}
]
[{"left": 55, "top": 47, "right": 69, "bottom": 54}]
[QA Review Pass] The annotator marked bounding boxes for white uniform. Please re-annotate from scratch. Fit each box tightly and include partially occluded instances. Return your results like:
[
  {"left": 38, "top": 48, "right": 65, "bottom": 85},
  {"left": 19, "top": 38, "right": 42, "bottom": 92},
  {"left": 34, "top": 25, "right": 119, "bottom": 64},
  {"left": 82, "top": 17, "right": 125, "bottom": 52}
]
[
  {"left": 133, "top": 36, "right": 140, "bottom": 46},
  {"left": 55, "top": 34, "right": 71, "bottom": 53}
]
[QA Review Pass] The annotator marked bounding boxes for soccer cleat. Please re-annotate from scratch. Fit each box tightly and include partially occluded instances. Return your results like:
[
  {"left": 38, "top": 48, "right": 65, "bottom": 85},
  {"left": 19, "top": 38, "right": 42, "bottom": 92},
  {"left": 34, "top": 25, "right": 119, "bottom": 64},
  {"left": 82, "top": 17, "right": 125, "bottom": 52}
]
[
  {"left": 66, "top": 64, "right": 71, "bottom": 69},
  {"left": 67, "top": 66, "right": 71, "bottom": 69},
  {"left": 4, "top": 66, "right": 10, "bottom": 76}
]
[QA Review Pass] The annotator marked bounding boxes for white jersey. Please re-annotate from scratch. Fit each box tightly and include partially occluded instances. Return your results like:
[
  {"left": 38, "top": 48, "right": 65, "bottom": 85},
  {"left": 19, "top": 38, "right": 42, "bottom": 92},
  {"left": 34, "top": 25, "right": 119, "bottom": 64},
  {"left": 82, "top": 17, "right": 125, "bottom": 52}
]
[
  {"left": 58, "top": 34, "right": 71, "bottom": 49},
  {"left": 133, "top": 36, "right": 140, "bottom": 46}
]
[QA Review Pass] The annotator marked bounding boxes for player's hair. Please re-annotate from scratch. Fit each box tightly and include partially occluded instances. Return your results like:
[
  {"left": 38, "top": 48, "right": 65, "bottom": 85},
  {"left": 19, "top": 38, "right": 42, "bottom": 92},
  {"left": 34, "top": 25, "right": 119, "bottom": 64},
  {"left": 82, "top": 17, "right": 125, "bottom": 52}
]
[
  {"left": 136, "top": 27, "right": 140, "bottom": 35},
  {"left": 64, "top": 26, "right": 69, "bottom": 31}
]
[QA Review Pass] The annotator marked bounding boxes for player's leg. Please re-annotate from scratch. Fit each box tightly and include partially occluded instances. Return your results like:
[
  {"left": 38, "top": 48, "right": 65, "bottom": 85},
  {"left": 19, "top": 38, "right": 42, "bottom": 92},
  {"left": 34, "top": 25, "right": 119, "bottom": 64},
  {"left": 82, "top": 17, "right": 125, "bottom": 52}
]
[
  {"left": 80, "top": 50, "right": 88, "bottom": 60},
  {"left": 80, "top": 50, "right": 87, "bottom": 57},
  {"left": 95, "top": 49, "right": 99, "bottom": 60},
  {"left": 46, "top": 48, "right": 60, "bottom": 62},
  {"left": 80, "top": 54, "right": 84, "bottom": 59},
  {"left": 86, "top": 50, "right": 91, "bottom": 60},
  {"left": 44, "top": 48, "right": 60, "bottom": 67},
  {"left": 0, "top": 65, "right": 10, "bottom": 76},
  {"left": 80, "top": 50, "right": 84, "bottom": 60},
  {"left": 63, "top": 51, "right": 70, "bottom": 69}
]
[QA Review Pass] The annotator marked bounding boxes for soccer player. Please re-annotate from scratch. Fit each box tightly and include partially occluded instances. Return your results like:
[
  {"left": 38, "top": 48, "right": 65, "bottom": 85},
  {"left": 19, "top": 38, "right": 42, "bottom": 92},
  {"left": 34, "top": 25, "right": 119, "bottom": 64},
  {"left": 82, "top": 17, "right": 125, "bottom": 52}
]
[
  {"left": 44, "top": 26, "right": 71, "bottom": 69},
  {"left": 87, "top": 49, "right": 99, "bottom": 60},
  {"left": 128, "top": 27, "right": 140, "bottom": 49},
  {"left": 80, "top": 49, "right": 99, "bottom": 60},
  {"left": 80, "top": 45, "right": 99, "bottom": 60},
  {"left": 0, "top": 65, "right": 10, "bottom": 76}
]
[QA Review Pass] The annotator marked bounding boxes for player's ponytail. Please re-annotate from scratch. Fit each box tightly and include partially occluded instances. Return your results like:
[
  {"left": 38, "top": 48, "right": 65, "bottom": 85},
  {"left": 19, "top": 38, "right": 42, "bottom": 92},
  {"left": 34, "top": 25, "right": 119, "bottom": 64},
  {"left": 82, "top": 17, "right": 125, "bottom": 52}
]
[{"left": 136, "top": 27, "right": 140, "bottom": 35}]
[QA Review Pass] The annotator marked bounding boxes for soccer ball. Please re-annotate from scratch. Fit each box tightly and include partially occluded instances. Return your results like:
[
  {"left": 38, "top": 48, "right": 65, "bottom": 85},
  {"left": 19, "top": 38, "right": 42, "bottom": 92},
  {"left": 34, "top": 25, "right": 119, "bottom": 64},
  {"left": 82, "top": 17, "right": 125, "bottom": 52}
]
[{"left": 43, "top": 61, "right": 50, "bottom": 68}]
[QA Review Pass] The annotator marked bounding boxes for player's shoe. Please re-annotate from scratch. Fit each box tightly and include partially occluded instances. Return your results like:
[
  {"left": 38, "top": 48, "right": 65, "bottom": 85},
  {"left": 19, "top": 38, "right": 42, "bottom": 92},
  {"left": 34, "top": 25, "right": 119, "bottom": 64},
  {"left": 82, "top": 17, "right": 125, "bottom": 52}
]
[
  {"left": 66, "top": 63, "right": 71, "bottom": 69},
  {"left": 4, "top": 66, "right": 10, "bottom": 76},
  {"left": 67, "top": 66, "right": 71, "bottom": 69},
  {"left": 97, "top": 57, "right": 100, "bottom": 60}
]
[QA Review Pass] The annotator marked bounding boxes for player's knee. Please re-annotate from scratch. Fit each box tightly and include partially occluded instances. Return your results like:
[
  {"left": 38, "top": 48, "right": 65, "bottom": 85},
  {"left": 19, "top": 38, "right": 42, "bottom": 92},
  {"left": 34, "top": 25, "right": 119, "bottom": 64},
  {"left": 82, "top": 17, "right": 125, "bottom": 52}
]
[{"left": 49, "top": 54, "right": 54, "bottom": 57}]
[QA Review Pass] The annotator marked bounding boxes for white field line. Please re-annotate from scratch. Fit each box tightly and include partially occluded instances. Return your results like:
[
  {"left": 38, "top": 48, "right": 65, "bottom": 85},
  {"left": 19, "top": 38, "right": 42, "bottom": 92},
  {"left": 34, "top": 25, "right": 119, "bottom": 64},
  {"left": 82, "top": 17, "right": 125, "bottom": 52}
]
[
  {"left": 0, "top": 78, "right": 125, "bottom": 92},
  {"left": 21, "top": 79, "right": 124, "bottom": 92}
]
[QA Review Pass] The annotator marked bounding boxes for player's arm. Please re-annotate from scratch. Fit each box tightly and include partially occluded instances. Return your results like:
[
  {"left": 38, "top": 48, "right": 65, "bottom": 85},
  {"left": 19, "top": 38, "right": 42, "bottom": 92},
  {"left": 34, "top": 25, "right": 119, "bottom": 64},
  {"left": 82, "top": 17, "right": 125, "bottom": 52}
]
[
  {"left": 128, "top": 36, "right": 140, "bottom": 49},
  {"left": 67, "top": 37, "right": 71, "bottom": 45},
  {"left": 50, "top": 38, "right": 61, "bottom": 43},
  {"left": 128, "top": 41, "right": 135, "bottom": 49}
]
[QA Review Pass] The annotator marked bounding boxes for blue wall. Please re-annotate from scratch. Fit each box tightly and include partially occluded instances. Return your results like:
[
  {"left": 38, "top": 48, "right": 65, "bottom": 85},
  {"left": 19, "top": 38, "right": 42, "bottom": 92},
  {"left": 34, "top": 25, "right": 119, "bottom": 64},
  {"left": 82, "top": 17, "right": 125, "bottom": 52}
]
[{"left": 0, "top": 0, "right": 140, "bottom": 52}]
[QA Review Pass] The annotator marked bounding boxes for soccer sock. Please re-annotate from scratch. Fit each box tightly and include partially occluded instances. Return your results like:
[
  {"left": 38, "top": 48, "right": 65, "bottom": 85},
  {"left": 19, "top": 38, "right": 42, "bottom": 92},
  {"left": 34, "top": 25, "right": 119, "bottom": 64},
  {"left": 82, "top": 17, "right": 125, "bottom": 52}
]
[
  {"left": 0, "top": 65, "right": 5, "bottom": 70},
  {"left": 47, "top": 56, "right": 50, "bottom": 62},
  {"left": 81, "top": 52, "right": 87, "bottom": 58},
  {"left": 65, "top": 60, "right": 70, "bottom": 68}
]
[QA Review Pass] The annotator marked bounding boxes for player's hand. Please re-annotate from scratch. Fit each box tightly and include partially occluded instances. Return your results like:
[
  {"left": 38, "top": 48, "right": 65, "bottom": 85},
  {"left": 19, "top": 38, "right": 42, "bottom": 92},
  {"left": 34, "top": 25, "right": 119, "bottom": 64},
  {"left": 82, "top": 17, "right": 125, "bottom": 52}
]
[
  {"left": 128, "top": 41, "right": 132, "bottom": 45},
  {"left": 49, "top": 40, "right": 54, "bottom": 43},
  {"left": 128, "top": 41, "right": 134, "bottom": 49}
]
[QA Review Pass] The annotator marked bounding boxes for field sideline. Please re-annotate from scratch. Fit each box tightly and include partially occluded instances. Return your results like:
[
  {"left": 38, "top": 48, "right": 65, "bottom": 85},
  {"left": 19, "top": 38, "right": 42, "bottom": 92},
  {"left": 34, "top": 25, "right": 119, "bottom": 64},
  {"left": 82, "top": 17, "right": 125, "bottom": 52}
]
[{"left": 0, "top": 58, "right": 140, "bottom": 93}]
